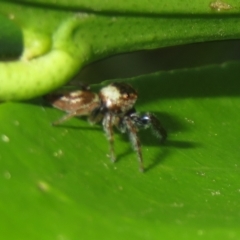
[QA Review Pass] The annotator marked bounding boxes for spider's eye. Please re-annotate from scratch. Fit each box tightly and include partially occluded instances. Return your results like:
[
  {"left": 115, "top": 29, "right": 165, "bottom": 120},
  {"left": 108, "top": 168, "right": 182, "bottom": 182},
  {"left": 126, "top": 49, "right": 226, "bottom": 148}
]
[{"left": 140, "top": 115, "right": 151, "bottom": 125}]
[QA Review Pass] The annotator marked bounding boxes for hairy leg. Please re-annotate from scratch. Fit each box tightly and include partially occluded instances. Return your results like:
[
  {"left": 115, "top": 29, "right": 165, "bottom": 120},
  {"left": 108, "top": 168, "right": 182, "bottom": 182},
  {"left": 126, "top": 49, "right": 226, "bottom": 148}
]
[
  {"left": 102, "top": 113, "right": 116, "bottom": 162},
  {"left": 124, "top": 117, "right": 144, "bottom": 172},
  {"left": 147, "top": 113, "right": 167, "bottom": 141}
]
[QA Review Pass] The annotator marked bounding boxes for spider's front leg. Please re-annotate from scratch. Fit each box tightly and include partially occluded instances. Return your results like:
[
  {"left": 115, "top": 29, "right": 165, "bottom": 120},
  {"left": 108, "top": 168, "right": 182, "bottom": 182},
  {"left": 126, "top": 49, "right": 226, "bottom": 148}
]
[
  {"left": 145, "top": 113, "right": 167, "bottom": 141},
  {"left": 123, "top": 117, "right": 144, "bottom": 172},
  {"left": 102, "top": 113, "right": 116, "bottom": 162},
  {"left": 132, "top": 112, "right": 167, "bottom": 142}
]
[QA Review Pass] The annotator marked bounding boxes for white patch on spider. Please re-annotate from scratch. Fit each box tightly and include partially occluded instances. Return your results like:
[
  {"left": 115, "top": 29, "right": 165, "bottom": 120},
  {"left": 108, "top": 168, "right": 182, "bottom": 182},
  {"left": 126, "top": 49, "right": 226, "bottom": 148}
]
[
  {"left": 100, "top": 85, "right": 121, "bottom": 107},
  {"left": 69, "top": 98, "right": 82, "bottom": 104},
  {"left": 61, "top": 96, "right": 71, "bottom": 102},
  {"left": 93, "top": 94, "right": 100, "bottom": 102},
  {"left": 61, "top": 91, "right": 83, "bottom": 103},
  {"left": 69, "top": 91, "right": 83, "bottom": 97}
]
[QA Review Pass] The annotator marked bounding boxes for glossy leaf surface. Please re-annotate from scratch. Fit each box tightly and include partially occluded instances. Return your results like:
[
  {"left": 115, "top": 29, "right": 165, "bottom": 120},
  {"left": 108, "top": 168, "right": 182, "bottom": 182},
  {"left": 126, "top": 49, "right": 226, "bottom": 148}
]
[{"left": 1, "top": 61, "right": 240, "bottom": 239}]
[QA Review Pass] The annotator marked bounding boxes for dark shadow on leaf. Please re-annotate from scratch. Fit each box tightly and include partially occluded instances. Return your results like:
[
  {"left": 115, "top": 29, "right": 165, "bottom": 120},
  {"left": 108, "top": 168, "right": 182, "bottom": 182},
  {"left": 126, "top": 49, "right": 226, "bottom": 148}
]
[
  {"left": 145, "top": 140, "right": 201, "bottom": 172},
  {"left": 163, "top": 139, "right": 201, "bottom": 149},
  {"left": 144, "top": 148, "right": 170, "bottom": 173},
  {"left": 143, "top": 111, "right": 190, "bottom": 133},
  {"left": 114, "top": 149, "right": 133, "bottom": 164},
  {"left": 113, "top": 140, "right": 200, "bottom": 172}
]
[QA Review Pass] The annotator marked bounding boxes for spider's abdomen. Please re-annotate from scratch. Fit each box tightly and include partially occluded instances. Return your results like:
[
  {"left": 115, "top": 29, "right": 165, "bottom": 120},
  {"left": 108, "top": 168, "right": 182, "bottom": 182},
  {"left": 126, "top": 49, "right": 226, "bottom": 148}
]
[
  {"left": 46, "top": 90, "right": 100, "bottom": 113},
  {"left": 99, "top": 82, "right": 138, "bottom": 113}
]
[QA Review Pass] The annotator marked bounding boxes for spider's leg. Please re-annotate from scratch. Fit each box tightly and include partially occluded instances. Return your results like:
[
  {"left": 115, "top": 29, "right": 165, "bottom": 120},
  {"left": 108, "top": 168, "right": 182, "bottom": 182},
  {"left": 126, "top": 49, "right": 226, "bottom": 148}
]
[
  {"left": 88, "top": 106, "right": 104, "bottom": 124},
  {"left": 140, "top": 113, "right": 167, "bottom": 141},
  {"left": 149, "top": 114, "right": 167, "bottom": 141},
  {"left": 52, "top": 109, "right": 88, "bottom": 125},
  {"left": 124, "top": 117, "right": 144, "bottom": 172},
  {"left": 102, "top": 113, "right": 116, "bottom": 162}
]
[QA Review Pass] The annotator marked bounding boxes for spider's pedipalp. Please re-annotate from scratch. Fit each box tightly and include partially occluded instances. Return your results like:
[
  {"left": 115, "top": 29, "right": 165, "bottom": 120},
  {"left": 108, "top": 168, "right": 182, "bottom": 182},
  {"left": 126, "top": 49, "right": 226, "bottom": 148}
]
[
  {"left": 145, "top": 113, "right": 167, "bottom": 141},
  {"left": 129, "top": 111, "right": 167, "bottom": 142}
]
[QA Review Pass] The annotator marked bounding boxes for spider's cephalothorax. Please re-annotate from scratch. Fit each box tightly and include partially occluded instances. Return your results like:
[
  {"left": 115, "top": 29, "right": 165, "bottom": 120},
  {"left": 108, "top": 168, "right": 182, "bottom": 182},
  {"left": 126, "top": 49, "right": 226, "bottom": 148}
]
[
  {"left": 99, "top": 82, "right": 138, "bottom": 113},
  {"left": 46, "top": 82, "right": 167, "bottom": 172}
]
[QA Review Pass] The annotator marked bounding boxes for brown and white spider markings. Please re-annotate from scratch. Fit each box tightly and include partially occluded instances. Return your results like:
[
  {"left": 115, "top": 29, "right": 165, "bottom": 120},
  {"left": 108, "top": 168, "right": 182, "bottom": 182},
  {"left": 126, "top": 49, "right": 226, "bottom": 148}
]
[{"left": 46, "top": 82, "right": 167, "bottom": 172}]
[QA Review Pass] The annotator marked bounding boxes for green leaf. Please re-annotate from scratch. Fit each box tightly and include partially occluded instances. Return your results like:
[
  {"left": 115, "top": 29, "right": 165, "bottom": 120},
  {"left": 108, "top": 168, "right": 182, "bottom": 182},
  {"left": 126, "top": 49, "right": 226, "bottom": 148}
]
[
  {"left": 1, "top": 61, "right": 240, "bottom": 239},
  {"left": 5, "top": 0, "right": 240, "bottom": 14},
  {"left": 1, "top": 1, "right": 240, "bottom": 100}
]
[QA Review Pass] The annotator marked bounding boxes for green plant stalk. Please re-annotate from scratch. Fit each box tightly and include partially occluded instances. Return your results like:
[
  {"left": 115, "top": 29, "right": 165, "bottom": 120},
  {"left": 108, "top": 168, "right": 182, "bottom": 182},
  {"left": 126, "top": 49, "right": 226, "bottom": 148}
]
[{"left": 0, "top": 1, "right": 240, "bottom": 100}]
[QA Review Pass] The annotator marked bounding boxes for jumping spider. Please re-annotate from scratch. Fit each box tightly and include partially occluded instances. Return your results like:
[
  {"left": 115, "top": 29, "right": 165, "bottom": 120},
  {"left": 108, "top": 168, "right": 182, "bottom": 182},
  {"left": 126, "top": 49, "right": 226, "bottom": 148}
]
[{"left": 46, "top": 82, "right": 167, "bottom": 172}]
